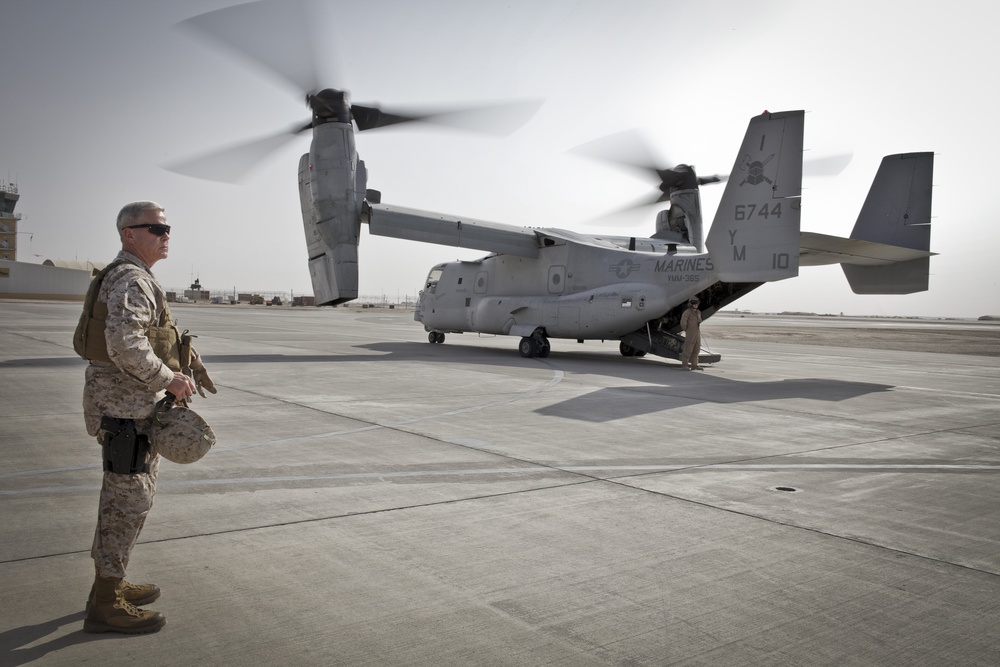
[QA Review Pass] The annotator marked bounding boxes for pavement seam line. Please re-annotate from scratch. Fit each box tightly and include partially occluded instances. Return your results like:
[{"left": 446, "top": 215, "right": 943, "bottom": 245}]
[{"left": 597, "top": 477, "right": 1000, "bottom": 581}]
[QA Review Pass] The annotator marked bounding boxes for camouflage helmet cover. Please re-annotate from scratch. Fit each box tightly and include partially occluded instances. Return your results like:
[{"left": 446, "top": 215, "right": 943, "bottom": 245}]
[{"left": 149, "top": 397, "right": 216, "bottom": 464}]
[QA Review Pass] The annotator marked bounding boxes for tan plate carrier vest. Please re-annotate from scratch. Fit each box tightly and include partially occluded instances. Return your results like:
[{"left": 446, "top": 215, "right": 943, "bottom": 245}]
[{"left": 73, "top": 260, "right": 183, "bottom": 372}]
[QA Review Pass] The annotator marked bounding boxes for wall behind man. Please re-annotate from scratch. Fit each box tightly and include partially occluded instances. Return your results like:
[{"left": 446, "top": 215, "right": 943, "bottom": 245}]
[{"left": 0, "top": 260, "right": 92, "bottom": 300}]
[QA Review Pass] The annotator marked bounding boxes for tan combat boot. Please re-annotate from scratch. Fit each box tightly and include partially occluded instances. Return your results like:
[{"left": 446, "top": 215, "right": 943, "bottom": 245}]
[
  {"left": 83, "top": 576, "right": 166, "bottom": 634},
  {"left": 87, "top": 579, "right": 161, "bottom": 607}
]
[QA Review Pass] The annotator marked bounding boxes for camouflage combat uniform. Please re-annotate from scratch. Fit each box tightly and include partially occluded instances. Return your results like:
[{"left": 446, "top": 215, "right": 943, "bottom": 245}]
[
  {"left": 680, "top": 305, "right": 702, "bottom": 369},
  {"left": 83, "top": 250, "right": 176, "bottom": 579}
]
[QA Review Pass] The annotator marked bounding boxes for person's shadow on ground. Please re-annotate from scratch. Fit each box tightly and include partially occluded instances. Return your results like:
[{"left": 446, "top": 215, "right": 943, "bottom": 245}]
[{"left": 0, "top": 611, "right": 150, "bottom": 665}]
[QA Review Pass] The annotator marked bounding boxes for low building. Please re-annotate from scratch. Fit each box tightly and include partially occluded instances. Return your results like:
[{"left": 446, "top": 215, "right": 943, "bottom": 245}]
[{"left": 0, "top": 259, "right": 97, "bottom": 300}]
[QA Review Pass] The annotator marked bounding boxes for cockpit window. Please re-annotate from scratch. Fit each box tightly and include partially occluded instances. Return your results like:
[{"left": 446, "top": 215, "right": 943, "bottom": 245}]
[{"left": 426, "top": 268, "right": 443, "bottom": 294}]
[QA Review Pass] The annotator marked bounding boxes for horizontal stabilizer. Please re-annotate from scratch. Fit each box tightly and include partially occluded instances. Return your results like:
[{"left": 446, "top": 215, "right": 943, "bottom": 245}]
[
  {"left": 800, "top": 151, "right": 935, "bottom": 294},
  {"left": 799, "top": 232, "right": 935, "bottom": 266}
]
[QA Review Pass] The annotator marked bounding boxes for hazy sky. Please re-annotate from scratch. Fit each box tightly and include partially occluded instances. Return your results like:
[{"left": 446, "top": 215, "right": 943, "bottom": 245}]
[{"left": 2, "top": 0, "right": 997, "bottom": 318}]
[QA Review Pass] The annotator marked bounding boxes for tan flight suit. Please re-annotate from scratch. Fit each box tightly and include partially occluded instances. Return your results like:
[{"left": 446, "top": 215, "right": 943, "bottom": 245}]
[
  {"left": 680, "top": 305, "right": 702, "bottom": 369},
  {"left": 83, "top": 250, "right": 177, "bottom": 579}
]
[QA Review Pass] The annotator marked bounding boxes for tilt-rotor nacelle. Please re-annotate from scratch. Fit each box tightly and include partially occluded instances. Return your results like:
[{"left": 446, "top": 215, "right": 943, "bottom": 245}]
[{"left": 306, "top": 89, "right": 351, "bottom": 124}]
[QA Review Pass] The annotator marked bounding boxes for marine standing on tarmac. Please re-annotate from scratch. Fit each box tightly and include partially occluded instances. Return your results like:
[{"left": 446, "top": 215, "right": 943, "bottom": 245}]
[
  {"left": 78, "top": 201, "right": 217, "bottom": 634},
  {"left": 680, "top": 297, "right": 703, "bottom": 370}
]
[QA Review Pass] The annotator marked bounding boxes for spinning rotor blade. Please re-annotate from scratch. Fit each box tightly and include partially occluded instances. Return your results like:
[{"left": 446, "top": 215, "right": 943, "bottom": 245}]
[
  {"left": 575, "top": 129, "right": 851, "bottom": 215},
  {"left": 602, "top": 192, "right": 670, "bottom": 217},
  {"left": 163, "top": 124, "right": 309, "bottom": 183},
  {"left": 572, "top": 129, "right": 727, "bottom": 192},
  {"left": 178, "top": 0, "right": 324, "bottom": 95},
  {"left": 803, "top": 152, "right": 853, "bottom": 176},
  {"left": 170, "top": 1, "right": 540, "bottom": 183},
  {"left": 180, "top": 0, "right": 540, "bottom": 137},
  {"left": 352, "top": 100, "right": 543, "bottom": 135},
  {"left": 571, "top": 128, "right": 664, "bottom": 174}
]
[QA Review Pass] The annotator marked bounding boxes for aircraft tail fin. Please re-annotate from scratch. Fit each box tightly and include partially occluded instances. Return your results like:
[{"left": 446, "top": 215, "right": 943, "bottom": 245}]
[
  {"left": 706, "top": 110, "right": 804, "bottom": 282},
  {"left": 842, "top": 152, "right": 933, "bottom": 294}
]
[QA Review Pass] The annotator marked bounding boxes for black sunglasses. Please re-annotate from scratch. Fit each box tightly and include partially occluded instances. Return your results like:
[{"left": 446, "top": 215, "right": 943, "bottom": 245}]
[{"left": 125, "top": 223, "right": 171, "bottom": 236}]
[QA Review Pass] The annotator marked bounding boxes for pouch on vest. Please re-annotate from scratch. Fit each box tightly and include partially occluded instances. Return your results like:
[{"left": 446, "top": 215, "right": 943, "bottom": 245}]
[
  {"left": 179, "top": 330, "right": 196, "bottom": 369},
  {"left": 73, "top": 262, "right": 123, "bottom": 360}
]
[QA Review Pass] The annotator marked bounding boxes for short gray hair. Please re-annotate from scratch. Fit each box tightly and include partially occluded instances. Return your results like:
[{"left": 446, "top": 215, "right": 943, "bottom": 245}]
[{"left": 116, "top": 201, "right": 164, "bottom": 232}]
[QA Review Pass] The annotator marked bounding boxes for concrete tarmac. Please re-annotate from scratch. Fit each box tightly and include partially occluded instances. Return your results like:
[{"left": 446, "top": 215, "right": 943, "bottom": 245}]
[{"left": 2, "top": 301, "right": 999, "bottom": 666}]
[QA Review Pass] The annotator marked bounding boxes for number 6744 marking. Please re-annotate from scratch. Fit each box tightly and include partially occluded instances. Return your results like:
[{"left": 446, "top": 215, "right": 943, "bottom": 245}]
[{"left": 735, "top": 202, "right": 783, "bottom": 221}]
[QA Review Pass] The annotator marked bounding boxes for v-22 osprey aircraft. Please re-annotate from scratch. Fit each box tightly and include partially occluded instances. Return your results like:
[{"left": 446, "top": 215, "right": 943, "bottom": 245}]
[
  {"left": 177, "top": 1, "right": 935, "bottom": 366},
  {"left": 300, "top": 106, "right": 933, "bottom": 364}
]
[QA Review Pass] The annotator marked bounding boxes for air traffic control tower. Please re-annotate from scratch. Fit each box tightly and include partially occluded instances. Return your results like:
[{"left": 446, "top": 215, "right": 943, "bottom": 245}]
[{"left": 0, "top": 181, "right": 20, "bottom": 261}]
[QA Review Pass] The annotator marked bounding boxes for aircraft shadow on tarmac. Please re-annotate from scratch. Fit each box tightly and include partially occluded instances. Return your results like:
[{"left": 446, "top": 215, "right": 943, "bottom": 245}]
[
  {"left": 2, "top": 343, "right": 893, "bottom": 423},
  {"left": 198, "top": 342, "right": 894, "bottom": 423},
  {"left": 532, "top": 379, "right": 893, "bottom": 422}
]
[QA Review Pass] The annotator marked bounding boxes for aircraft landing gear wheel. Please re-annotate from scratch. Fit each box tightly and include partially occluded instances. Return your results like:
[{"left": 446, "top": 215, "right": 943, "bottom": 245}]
[
  {"left": 536, "top": 337, "right": 551, "bottom": 358},
  {"left": 620, "top": 342, "right": 636, "bottom": 357},
  {"left": 518, "top": 336, "right": 537, "bottom": 358},
  {"left": 428, "top": 332, "right": 445, "bottom": 344}
]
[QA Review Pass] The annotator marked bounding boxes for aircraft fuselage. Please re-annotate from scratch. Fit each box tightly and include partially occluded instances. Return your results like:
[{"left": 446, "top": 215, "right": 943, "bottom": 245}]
[{"left": 415, "top": 241, "right": 715, "bottom": 340}]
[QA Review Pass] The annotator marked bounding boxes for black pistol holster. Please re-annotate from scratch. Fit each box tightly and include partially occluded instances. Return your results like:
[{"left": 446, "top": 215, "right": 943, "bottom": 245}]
[{"left": 100, "top": 416, "right": 151, "bottom": 475}]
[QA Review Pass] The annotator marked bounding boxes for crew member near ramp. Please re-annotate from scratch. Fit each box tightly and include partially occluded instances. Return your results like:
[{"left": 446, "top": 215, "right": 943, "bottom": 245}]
[
  {"left": 680, "top": 297, "right": 703, "bottom": 370},
  {"left": 76, "top": 201, "right": 217, "bottom": 634}
]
